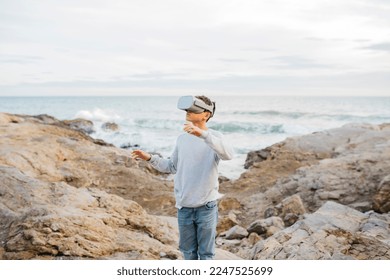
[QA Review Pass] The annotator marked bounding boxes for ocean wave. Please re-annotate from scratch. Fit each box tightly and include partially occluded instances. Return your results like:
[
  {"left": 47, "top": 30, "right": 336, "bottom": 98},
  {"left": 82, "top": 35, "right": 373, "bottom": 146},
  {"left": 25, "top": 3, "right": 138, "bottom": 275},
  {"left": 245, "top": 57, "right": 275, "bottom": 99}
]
[
  {"left": 133, "top": 118, "right": 288, "bottom": 134},
  {"left": 209, "top": 122, "right": 285, "bottom": 134},
  {"left": 317, "top": 113, "right": 390, "bottom": 122},
  {"left": 134, "top": 118, "right": 182, "bottom": 130},
  {"left": 74, "top": 108, "right": 121, "bottom": 122},
  {"left": 229, "top": 110, "right": 307, "bottom": 119},
  {"left": 229, "top": 110, "right": 390, "bottom": 123}
]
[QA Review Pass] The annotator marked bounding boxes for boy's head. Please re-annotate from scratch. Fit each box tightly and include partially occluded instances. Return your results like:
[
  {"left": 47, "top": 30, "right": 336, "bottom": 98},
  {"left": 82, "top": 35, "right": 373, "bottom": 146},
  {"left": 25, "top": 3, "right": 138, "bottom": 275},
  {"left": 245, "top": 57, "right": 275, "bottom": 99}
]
[{"left": 177, "top": 95, "right": 216, "bottom": 122}]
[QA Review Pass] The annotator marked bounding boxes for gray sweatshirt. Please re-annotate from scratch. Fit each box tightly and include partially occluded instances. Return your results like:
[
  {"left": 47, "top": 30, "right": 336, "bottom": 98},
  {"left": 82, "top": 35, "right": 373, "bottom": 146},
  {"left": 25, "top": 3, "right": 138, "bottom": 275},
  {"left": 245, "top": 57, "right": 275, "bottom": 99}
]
[{"left": 149, "top": 129, "right": 234, "bottom": 209}]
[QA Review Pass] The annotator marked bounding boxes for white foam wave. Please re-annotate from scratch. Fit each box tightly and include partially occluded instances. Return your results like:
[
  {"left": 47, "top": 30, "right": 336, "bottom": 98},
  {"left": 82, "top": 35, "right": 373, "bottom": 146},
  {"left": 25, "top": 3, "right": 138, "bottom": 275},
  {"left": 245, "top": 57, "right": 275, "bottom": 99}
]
[{"left": 74, "top": 108, "right": 121, "bottom": 122}]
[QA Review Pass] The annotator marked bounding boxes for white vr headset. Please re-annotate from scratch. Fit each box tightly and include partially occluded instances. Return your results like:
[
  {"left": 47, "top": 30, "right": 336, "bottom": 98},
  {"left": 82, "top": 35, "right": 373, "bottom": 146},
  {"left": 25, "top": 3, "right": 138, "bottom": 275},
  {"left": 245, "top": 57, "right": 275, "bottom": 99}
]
[{"left": 177, "top": 96, "right": 215, "bottom": 117}]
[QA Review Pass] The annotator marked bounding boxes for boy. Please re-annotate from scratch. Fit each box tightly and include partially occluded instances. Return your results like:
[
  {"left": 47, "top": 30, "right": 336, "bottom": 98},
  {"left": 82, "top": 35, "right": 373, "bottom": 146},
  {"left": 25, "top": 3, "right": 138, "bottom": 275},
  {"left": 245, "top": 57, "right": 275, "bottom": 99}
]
[{"left": 131, "top": 95, "right": 233, "bottom": 260}]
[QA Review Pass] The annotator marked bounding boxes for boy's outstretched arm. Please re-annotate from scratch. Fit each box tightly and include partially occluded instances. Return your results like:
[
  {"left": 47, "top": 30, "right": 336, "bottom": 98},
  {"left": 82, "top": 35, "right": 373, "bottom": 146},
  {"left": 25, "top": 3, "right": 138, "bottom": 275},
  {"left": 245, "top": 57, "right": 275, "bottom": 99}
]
[
  {"left": 131, "top": 149, "right": 177, "bottom": 174},
  {"left": 131, "top": 150, "right": 151, "bottom": 161}
]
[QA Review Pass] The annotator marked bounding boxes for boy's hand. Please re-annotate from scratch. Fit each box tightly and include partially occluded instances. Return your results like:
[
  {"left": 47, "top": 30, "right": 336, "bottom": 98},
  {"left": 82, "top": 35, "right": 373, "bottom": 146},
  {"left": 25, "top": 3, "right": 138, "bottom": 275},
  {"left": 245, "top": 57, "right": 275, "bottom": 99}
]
[
  {"left": 131, "top": 150, "right": 151, "bottom": 161},
  {"left": 183, "top": 121, "right": 203, "bottom": 137}
]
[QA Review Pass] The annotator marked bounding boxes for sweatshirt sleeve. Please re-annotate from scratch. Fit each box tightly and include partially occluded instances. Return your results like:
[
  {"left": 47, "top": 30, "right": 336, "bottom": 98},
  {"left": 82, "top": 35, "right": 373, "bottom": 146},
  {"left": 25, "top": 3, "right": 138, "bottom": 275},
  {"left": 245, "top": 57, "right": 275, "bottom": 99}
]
[
  {"left": 148, "top": 146, "right": 178, "bottom": 174},
  {"left": 200, "top": 130, "right": 234, "bottom": 160}
]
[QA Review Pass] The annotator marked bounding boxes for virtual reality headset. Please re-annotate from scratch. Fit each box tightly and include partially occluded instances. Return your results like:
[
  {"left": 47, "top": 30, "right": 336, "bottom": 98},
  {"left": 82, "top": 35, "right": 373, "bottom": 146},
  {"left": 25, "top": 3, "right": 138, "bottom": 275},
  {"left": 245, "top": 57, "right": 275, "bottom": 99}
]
[{"left": 177, "top": 96, "right": 215, "bottom": 117}]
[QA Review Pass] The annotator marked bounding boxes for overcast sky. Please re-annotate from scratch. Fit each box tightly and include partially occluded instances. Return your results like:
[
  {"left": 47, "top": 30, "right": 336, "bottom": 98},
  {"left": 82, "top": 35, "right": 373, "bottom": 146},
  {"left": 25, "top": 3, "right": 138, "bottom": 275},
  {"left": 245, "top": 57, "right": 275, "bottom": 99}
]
[{"left": 1, "top": 0, "right": 390, "bottom": 96}]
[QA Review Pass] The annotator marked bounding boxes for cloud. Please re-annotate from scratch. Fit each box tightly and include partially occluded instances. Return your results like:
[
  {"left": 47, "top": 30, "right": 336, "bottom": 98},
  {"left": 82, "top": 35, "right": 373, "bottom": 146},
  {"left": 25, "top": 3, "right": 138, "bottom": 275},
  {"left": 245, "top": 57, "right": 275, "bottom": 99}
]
[
  {"left": 218, "top": 58, "right": 248, "bottom": 63},
  {"left": 0, "top": 0, "right": 389, "bottom": 95},
  {"left": 363, "top": 42, "right": 390, "bottom": 52},
  {"left": 1, "top": 70, "right": 389, "bottom": 96},
  {"left": 266, "top": 56, "right": 333, "bottom": 69},
  {"left": 0, "top": 54, "right": 44, "bottom": 64}
]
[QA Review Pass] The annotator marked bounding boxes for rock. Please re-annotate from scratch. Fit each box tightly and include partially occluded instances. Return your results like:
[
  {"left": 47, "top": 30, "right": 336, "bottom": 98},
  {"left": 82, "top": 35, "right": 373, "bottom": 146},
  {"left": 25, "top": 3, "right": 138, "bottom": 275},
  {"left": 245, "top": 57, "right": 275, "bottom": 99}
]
[
  {"left": 218, "top": 197, "right": 241, "bottom": 212},
  {"left": 0, "top": 113, "right": 174, "bottom": 217},
  {"left": 373, "top": 175, "right": 390, "bottom": 213},
  {"left": 224, "top": 225, "right": 249, "bottom": 240},
  {"left": 247, "top": 220, "right": 266, "bottom": 235},
  {"left": 92, "top": 138, "right": 113, "bottom": 146},
  {"left": 216, "top": 238, "right": 242, "bottom": 250},
  {"left": 120, "top": 143, "right": 140, "bottom": 149},
  {"left": 220, "top": 122, "right": 390, "bottom": 227},
  {"left": 264, "top": 207, "right": 278, "bottom": 218},
  {"left": 247, "top": 232, "right": 262, "bottom": 246},
  {"left": 215, "top": 248, "right": 243, "bottom": 260},
  {"left": 216, "top": 238, "right": 239, "bottom": 245},
  {"left": 266, "top": 217, "right": 284, "bottom": 236},
  {"left": 277, "top": 195, "right": 306, "bottom": 217},
  {"left": 63, "top": 118, "right": 95, "bottom": 134},
  {"left": 244, "top": 148, "right": 271, "bottom": 169},
  {"left": 0, "top": 113, "right": 23, "bottom": 124},
  {"left": 34, "top": 114, "right": 60, "bottom": 124},
  {"left": 283, "top": 213, "right": 300, "bottom": 227},
  {"left": 102, "top": 122, "right": 119, "bottom": 132},
  {"left": 359, "top": 211, "right": 390, "bottom": 242},
  {"left": 0, "top": 166, "right": 180, "bottom": 260},
  {"left": 250, "top": 201, "right": 390, "bottom": 260},
  {"left": 218, "top": 175, "right": 230, "bottom": 184},
  {"left": 217, "top": 211, "right": 239, "bottom": 234},
  {"left": 247, "top": 217, "right": 285, "bottom": 237},
  {"left": 276, "top": 194, "right": 306, "bottom": 226},
  {"left": 1, "top": 112, "right": 390, "bottom": 260}
]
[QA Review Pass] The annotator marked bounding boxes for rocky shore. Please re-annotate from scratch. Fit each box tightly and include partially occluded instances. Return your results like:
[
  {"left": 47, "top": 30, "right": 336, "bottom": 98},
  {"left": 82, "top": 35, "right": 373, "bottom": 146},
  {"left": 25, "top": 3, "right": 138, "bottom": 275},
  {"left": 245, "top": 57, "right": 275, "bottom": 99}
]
[{"left": 0, "top": 112, "right": 389, "bottom": 259}]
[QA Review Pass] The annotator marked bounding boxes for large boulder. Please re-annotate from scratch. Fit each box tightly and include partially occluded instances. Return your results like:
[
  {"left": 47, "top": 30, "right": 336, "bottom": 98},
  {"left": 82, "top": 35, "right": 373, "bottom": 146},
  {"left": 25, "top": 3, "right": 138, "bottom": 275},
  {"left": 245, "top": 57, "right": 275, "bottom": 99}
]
[
  {"left": 247, "top": 216, "right": 285, "bottom": 237},
  {"left": 63, "top": 118, "right": 95, "bottom": 134},
  {"left": 0, "top": 113, "right": 175, "bottom": 216},
  {"left": 0, "top": 166, "right": 179, "bottom": 260},
  {"left": 218, "top": 123, "right": 390, "bottom": 259},
  {"left": 220, "top": 123, "right": 390, "bottom": 226},
  {"left": 250, "top": 201, "right": 390, "bottom": 260}
]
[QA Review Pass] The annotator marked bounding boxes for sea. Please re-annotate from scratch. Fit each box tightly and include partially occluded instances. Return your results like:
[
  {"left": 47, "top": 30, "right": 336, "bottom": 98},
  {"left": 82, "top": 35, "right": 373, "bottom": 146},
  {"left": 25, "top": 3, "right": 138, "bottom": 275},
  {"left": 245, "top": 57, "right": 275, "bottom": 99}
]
[{"left": 1, "top": 96, "right": 389, "bottom": 179}]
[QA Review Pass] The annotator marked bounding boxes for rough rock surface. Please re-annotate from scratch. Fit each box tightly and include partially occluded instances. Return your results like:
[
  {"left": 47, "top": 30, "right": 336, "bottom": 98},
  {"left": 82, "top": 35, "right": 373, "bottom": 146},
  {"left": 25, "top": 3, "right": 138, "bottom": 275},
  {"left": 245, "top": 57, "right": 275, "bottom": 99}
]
[
  {"left": 217, "top": 123, "right": 390, "bottom": 259},
  {"left": 250, "top": 201, "right": 390, "bottom": 260},
  {"left": 1, "top": 112, "right": 389, "bottom": 260},
  {"left": 0, "top": 113, "right": 175, "bottom": 216},
  {"left": 63, "top": 118, "right": 95, "bottom": 134},
  {"left": 373, "top": 175, "right": 390, "bottom": 213},
  {"left": 219, "top": 123, "right": 390, "bottom": 224},
  {"left": 0, "top": 112, "right": 239, "bottom": 260},
  {"left": 0, "top": 166, "right": 180, "bottom": 260}
]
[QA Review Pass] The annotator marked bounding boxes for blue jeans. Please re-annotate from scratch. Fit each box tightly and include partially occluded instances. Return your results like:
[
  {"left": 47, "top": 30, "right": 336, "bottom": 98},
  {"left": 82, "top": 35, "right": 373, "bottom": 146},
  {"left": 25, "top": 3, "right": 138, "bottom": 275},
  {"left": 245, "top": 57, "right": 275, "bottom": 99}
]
[{"left": 177, "top": 201, "right": 218, "bottom": 260}]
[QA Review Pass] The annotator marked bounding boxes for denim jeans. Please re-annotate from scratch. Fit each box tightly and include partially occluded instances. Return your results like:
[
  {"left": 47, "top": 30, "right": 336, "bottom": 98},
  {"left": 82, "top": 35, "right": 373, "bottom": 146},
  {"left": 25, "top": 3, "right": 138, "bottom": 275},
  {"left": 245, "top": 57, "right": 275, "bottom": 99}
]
[{"left": 177, "top": 200, "right": 218, "bottom": 260}]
